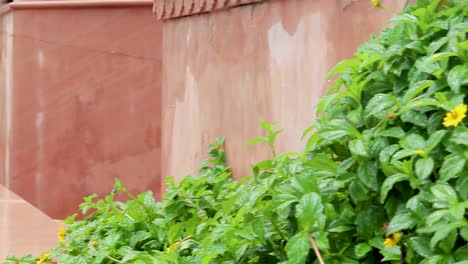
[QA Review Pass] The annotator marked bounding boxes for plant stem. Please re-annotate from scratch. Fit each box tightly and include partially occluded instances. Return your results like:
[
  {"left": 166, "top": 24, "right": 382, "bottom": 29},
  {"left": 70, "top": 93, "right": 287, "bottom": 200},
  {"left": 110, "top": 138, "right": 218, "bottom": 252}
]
[
  {"left": 307, "top": 232, "right": 325, "bottom": 264},
  {"left": 122, "top": 189, "right": 153, "bottom": 217},
  {"left": 105, "top": 254, "right": 124, "bottom": 263}
]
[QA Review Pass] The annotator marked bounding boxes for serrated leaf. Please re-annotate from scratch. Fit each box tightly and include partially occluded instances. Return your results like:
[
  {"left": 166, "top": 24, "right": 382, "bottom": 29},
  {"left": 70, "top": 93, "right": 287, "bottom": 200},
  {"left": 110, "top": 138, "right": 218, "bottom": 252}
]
[
  {"left": 296, "top": 192, "right": 324, "bottom": 232},
  {"left": 285, "top": 231, "right": 310, "bottom": 264}
]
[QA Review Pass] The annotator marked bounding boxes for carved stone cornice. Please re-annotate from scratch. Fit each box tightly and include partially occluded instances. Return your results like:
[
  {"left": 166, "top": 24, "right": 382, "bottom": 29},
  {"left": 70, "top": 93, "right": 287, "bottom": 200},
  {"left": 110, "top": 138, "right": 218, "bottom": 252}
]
[{"left": 153, "top": 0, "right": 264, "bottom": 20}]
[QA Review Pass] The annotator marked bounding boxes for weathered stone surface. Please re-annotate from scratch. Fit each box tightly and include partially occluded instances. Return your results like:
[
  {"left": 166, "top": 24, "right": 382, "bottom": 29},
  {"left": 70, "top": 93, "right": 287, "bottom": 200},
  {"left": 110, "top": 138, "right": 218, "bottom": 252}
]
[
  {"left": 161, "top": 0, "right": 406, "bottom": 184},
  {"left": 0, "top": 7, "right": 163, "bottom": 219}
]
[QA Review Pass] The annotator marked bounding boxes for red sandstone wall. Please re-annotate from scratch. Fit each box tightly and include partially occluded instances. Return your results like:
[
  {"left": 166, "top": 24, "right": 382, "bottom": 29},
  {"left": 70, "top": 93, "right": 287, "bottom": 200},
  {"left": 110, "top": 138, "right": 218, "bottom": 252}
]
[
  {"left": 161, "top": 0, "right": 407, "bottom": 183},
  {"left": 0, "top": 7, "right": 163, "bottom": 219}
]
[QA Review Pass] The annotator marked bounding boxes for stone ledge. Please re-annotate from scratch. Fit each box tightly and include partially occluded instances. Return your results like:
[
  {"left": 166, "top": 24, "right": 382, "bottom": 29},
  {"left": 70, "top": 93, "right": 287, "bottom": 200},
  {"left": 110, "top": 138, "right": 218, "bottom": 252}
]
[{"left": 153, "top": 0, "right": 264, "bottom": 20}]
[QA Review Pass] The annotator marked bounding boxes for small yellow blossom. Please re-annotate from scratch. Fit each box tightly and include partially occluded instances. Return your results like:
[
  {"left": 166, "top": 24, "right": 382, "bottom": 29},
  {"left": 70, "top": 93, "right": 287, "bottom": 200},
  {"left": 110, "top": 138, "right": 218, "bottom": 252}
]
[
  {"left": 443, "top": 103, "right": 467, "bottom": 127},
  {"left": 58, "top": 226, "right": 66, "bottom": 242},
  {"left": 384, "top": 232, "right": 403, "bottom": 248},
  {"left": 384, "top": 237, "right": 397, "bottom": 248},
  {"left": 36, "top": 252, "right": 50, "bottom": 264},
  {"left": 414, "top": 149, "right": 425, "bottom": 155},
  {"left": 371, "top": 0, "right": 381, "bottom": 7},
  {"left": 91, "top": 241, "right": 98, "bottom": 247}
]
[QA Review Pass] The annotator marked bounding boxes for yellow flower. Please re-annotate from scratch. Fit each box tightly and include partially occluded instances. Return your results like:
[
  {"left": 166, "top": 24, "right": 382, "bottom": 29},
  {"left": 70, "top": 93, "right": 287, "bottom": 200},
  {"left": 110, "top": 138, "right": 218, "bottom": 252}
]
[
  {"left": 384, "top": 237, "right": 397, "bottom": 248},
  {"left": 443, "top": 103, "right": 467, "bottom": 127},
  {"left": 91, "top": 240, "right": 98, "bottom": 247},
  {"left": 58, "top": 226, "right": 66, "bottom": 242},
  {"left": 414, "top": 149, "right": 425, "bottom": 155},
  {"left": 36, "top": 252, "right": 50, "bottom": 264},
  {"left": 371, "top": 0, "right": 381, "bottom": 7},
  {"left": 384, "top": 232, "right": 403, "bottom": 248}
]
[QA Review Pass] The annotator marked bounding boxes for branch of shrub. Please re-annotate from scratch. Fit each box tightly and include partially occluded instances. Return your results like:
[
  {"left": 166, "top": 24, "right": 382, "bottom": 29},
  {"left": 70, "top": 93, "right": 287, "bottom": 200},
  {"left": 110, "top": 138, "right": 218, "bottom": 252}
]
[{"left": 307, "top": 232, "right": 325, "bottom": 264}]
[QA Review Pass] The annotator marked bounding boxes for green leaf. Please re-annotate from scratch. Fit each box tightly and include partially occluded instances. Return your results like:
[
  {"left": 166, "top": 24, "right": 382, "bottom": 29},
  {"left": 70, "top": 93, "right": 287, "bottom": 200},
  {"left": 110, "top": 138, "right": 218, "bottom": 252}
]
[
  {"left": 415, "top": 157, "right": 434, "bottom": 179},
  {"left": 447, "top": 65, "right": 468, "bottom": 93},
  {"left": 401, "top": 133, "right": 426, "bottom": 150},
  {"left": 439, "top": 228, "right": 458, "bottom": 254},
  {"left": 386, "top": 210, "right": 417, "bottom": 235},
  {"left": 380, "top": 127, "right": 405, "bottom": 138},
  {"left": 451, "top": 130, "right": 468, "bottom": 146},
  {"left": 296, "top": 192, "right": 324, "bottom": 232},
  {"left": 427, "top": 37, "right": 449, "bottom": 55},
  {"left": 430, "top": 223, "right": 457, "bottom": 248},
  {"left": 431, "top": 183, "right": 458, "bottom": 204},
  {"left": 460, "top": 227, "right": 468, "bottom": 241},
  {"left": 294, "top": 172, "right": 318, "bottom": 194},
  {"left": 401, "top": 110, "right": 427, "bottom": 127},
  {"left": 357, "top": 161, "right": 378, "bottom": 191},
  {"left": 349, "top": 180, "right": 369, "bottom": 203},
  {"left": 326, "top": 59, "right": 359, "bottom": 79},
  {"left": 354, "top": 243, "right": 372, "bottom": 259},
  {"left": 318, "top": 119, "right": 360, "bottom": 141},
  {"left": 420, "top": 255, "right": 448, "bottom": 264},
  {"left": 349, "top": 139, "right": 368, "bottom": 157},
  {"left": 403, "top": 80, "right": 434, "bottom": 103},
  {"left": 426, "top": 130, "right": 447, "bottom": 152},
  {"left": 167, "top": 223, "right": 183, "bottom": 244},
  {"left": 439, "top": 154, "right": 466, "bottom": 182},
  {"left": 285, "top": 231, "right": 310, "bottom": 264},
  {"left": 427, "top": 210, "right": 450, "bottom": 228},
  {"left": 380, "top": 173, "right": 409, "bottom": 203},
  {"left": 455, "top": 246, "right": 468, "bottom": 262},
  {"left": 365, "top": 93, "right": 397, "bottom": 118},
  {"left": 114, "top": 178, "right": 124, "bottom": 191},
  {"left": 429, "top": 52, "right": 458, "bottom": 63},
  {"left": 63, "top": 213, "right": 78, "bottom": 225},
  {"left": 408, "top": 236, "right": 434, "bottom": 258},
  {"left": 416, "top": 56, "right": 440, "bottom": 74},
  {"left": 247, "top": 136, "right": 269, "bottom": 146},
  {"left": 457, "top": 176, "right": 468, "bottom": 200},
  {"left": 305, "top": 153, "right": 339, "bottom": 177}
]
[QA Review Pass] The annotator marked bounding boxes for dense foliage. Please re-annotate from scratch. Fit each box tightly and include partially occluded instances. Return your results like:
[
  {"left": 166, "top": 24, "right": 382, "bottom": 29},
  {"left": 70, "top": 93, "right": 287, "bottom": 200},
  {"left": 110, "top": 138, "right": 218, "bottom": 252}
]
[{"left": 3, "top": 0, "right": 468, "bottom": 263}]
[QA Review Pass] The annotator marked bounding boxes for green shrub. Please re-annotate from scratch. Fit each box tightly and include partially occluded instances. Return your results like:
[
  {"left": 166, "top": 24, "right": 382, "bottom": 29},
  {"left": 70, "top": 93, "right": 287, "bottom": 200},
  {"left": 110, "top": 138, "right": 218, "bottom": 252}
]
[{"left": 3, "top": 0, "right": 467, "bottom": 263}]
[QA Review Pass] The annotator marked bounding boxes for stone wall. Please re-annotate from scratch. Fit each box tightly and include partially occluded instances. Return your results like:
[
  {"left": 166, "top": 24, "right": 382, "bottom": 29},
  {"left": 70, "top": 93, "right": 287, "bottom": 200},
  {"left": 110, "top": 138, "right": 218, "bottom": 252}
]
[
  {"left": 161, "top": 0, "right": 407, "bottom": 183},
  {"left": 0, "top": 6, "right": 163, "bottom": 218}
]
